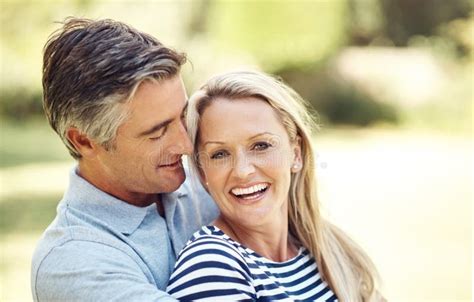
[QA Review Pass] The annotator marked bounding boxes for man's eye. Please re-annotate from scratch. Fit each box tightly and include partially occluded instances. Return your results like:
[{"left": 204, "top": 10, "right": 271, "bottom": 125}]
[
  {"left": 210, "top": 150, "right": 229, "bottom": 160},
  {"left": 253, "top": 141, "right": 272, "bottom": 151},
  {"left": 149, "top": 127, "right": 167, "bottom": 141}
]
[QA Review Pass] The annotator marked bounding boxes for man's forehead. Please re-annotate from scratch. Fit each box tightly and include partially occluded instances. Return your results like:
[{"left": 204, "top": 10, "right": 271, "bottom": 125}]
[
  {"left": 117, "top": 77, "right": 187, "bottom": 133},
  {"left": 129, "top": 77, "right": 185, "bottom": 112}
]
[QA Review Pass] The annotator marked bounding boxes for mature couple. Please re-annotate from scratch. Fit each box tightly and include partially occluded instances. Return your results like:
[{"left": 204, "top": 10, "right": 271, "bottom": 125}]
[{"left": 31, "top": 18, "right": 383, "bottom": 301}]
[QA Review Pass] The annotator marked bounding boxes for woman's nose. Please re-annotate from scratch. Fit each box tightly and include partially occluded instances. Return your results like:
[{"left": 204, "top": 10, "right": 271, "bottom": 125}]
[{"left": 232, "top": 152, "right": 256, "bottom": 179}]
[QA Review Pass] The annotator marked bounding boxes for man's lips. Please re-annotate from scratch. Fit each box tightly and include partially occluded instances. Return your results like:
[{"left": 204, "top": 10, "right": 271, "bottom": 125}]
[{"left": 158, "top": 158, "right": 182, "bottom": 168}]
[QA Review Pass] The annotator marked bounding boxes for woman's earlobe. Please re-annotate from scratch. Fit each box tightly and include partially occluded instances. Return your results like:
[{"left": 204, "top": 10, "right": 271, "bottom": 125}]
[
  {"left": 291, "top": 162, "right": 302, "bottom": 173},
  {"left": 291, "top": 154, "right": 303, "bottom": 173},
  {"left": 198, "top": 169, "right": 209, "bottom": 188},
  {"left": 291, "top": 136, "right": 303, "bottom": 173}
]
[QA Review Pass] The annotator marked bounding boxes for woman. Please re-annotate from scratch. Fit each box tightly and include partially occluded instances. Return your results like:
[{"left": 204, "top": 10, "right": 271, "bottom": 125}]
[{"left": 166, "top": 71, "right": 383, "bottom": 301}]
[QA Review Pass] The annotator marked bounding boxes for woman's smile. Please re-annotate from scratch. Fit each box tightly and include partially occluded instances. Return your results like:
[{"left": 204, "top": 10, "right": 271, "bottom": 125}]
[
  {"left": 197, "top": 96, "right": 301, "bottom": 227},
  {"left": 229, "top": 182, "right": 271, "bottom": 203}
]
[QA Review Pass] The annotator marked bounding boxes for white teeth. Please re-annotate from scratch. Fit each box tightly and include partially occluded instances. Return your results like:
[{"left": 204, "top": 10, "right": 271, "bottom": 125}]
[{"left": 231, "top": 184, "right": 268, "bottom": 196}]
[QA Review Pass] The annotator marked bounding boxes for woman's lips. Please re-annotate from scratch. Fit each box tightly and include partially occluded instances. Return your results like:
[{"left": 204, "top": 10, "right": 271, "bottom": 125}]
[{"left": 229, "top": 183, "right": 270, "bottom": 204}]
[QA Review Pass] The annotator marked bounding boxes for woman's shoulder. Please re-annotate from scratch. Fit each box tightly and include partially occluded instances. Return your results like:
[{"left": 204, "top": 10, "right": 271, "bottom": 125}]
[
  {"left": 185, "top": 225, "right": 229, "bottom": 244},
  {"left": 168, "top": 225, "right": 256, "bottom": 299},
  {"left": 171, "top": 225, "right": 254, "bottom": 282},
  {"left": 177, "top": 225, "right": 245, "bottom": 262}
]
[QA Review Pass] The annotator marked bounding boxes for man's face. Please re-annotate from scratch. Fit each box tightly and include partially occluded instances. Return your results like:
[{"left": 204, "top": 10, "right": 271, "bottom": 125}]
[{"left": 93, "top": 76, "right": 192, "bottom": 204}]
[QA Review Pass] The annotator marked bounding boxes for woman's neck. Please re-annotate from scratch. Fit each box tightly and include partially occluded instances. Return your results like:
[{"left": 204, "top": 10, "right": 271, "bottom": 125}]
[{"left": 214, "top": 215, "right": 298, "bottom": 262}]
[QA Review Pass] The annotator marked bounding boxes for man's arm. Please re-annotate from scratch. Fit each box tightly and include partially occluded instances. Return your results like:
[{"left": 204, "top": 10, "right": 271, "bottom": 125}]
[{"left": 32, "top": 240, "right": 177, "bottom": 302}]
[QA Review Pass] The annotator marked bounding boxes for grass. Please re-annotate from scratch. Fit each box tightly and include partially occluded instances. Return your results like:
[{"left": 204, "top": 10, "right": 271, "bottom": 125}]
[
  {"left": 0, "top": 193, "right": 61, "bottom": 301},
  {"left": 0, "top": 119, "right": 72, "bottom": 301},
  {"left": 0, "top": 118, "right": 70, "bottom": 168},
  {"left": 0, "top": 194, "right": 60, "bottom": 235},
  {"left": 1, "top": 233, "right": 40, "bottom": 302}
]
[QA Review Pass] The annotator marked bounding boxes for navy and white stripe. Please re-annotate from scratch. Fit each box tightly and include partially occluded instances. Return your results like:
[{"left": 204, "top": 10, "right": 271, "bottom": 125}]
[{"left": 167, "top": 225, "right": 337, "bottom": 301}]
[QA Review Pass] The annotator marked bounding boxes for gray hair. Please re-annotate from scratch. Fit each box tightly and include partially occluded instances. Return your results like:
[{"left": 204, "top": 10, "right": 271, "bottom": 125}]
[{"left": 42, "top": 17, "right": 186, "bottom": 159}]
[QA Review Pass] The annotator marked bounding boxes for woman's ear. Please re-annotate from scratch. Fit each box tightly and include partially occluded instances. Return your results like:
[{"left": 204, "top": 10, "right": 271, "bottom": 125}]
[
  {"left": 195, "top": 157, "right": 209, "bottom": 190},
  {"left": 66, "top": 127, "right": 98, "bottom": 158},
  {"left": 291, "top": 136, "right": 303, "bottom": 173},
  {"left": 199, "top": 169, "right": 209, "bottom": 189}
]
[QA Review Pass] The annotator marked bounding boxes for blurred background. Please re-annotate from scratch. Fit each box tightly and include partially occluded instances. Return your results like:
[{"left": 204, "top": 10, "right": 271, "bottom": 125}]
[{"left": 0, "top": 0, "right": 472, "bottom": 301}]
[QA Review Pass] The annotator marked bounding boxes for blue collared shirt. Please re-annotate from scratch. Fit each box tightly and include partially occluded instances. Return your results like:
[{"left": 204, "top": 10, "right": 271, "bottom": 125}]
[{"left": 31, "top": 167, "right": 218, "bottom": 301}]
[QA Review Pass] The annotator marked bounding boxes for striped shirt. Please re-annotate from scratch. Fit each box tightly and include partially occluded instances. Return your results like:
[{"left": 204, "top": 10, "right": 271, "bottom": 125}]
[{"left": 167, "top": 225, "right": 338, "bottom": 301}]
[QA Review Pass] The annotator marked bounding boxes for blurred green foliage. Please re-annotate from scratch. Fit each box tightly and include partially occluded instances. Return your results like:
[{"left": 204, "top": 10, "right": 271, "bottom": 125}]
[
  {"left": 314, "top": 83, "right": 398, "bottom": 126},
  {"left": 205, "top": 1, "right": 346, "bottom": 71},
  {"left": 380, "top": 0, "right": 472, "bottom": 48},
  {"left": 277, "top": 66, "right": 400, "bottom": 127},
  {"left": 0, "top": 4, "right": 471, "bottom": 300},
  {"left": 0, "top": 89, "right": 43, "bottom": 119},
  {"left": 0, "top": 0, "right": 472, "bottom": 127},
  {"left": 347, "top": 0, "right": 473, "bottom": 53}
]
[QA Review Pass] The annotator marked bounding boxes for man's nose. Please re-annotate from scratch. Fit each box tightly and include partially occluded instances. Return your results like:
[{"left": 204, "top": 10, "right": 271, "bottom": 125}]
[
  {"left": 173, "top": 122, "right": 193, "bottom": 155},
  {"left": 232, "top": 152, "right": 256, "bottom": 180}
]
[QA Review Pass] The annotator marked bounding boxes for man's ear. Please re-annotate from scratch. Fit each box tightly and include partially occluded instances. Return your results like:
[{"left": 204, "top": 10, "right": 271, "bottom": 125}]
[
  {"left": 291, "top": 135, "right": 303, "bottom": 173},
  {"left": 66, "top": 128, "right": 98, "bottom": 158}
]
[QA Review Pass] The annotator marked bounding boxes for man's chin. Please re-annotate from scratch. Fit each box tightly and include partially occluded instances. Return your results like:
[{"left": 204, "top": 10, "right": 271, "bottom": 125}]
[{"left": 157, "top": 168, "right": 186, "bottom": 193}]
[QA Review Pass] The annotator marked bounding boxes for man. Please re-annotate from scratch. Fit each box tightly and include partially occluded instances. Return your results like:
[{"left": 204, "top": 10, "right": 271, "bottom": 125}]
[{"left": 31, "top": 18, "right": 218, "bottom": 301}]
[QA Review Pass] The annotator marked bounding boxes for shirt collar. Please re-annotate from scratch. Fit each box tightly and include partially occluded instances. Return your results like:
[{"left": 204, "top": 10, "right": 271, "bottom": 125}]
[{"left": 62, "top": 166, "right": 188, "bottom": 235}]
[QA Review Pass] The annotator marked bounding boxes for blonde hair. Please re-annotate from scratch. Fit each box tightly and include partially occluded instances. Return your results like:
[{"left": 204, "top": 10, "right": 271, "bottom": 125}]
[{"left": 187, "top": 70, "right": 382, "bottom": 301}]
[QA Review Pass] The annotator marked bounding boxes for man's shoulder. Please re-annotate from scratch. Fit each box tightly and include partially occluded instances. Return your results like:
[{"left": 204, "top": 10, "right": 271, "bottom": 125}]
[
  {"left": 171, "top": 173, "right": 218, "bottom": 224},
  {"left": 31, "top": 202, "right": 146, "bottom": 276},
  {"left": 177, "top": 171, "right": 210, "bottom": 203},
  {"left": 31, "top": 209, "right": 158, "bottom": 301},
  {"left": 31, "top": 231, "right": 164, "bottom": 302},
  {"left": 32, "top": 215, "right": 117, "bottom": 269}
]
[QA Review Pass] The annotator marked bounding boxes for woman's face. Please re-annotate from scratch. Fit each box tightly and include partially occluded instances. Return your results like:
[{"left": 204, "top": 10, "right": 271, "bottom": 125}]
[{"left": 197, "top": 97, "right": 302, "bottom": 228}]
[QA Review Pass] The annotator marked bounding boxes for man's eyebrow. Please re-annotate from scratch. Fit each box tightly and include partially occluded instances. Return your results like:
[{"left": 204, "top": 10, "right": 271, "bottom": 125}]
[
  {"left": 203, "top": 132, "right": 275, "bottom": 147},
  {"left": 138, "top": 119, "right": 172, "bottom": 137},
  {"left": 137, "top": 101, "right": 188, "bottom": 138}
]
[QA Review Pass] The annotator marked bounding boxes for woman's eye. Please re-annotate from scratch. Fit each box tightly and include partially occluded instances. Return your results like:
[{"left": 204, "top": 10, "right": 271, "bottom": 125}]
[
  {"left": 210, "top": 150, "right": 228, "bottom": 160},
  {"left": 253, "top": 141, "right": 272, "bottom": 151}
]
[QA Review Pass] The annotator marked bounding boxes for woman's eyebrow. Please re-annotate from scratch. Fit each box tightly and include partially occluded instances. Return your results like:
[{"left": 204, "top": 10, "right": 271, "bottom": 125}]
[
  {"left": 248, "top": 132, "right": 275, "bottom": 140},
  {"left": 203, "top": 140, "right": 224, "bottom": 147},
  {"left": 202, "top": 132, "right": 276, "bottom": 147}
]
